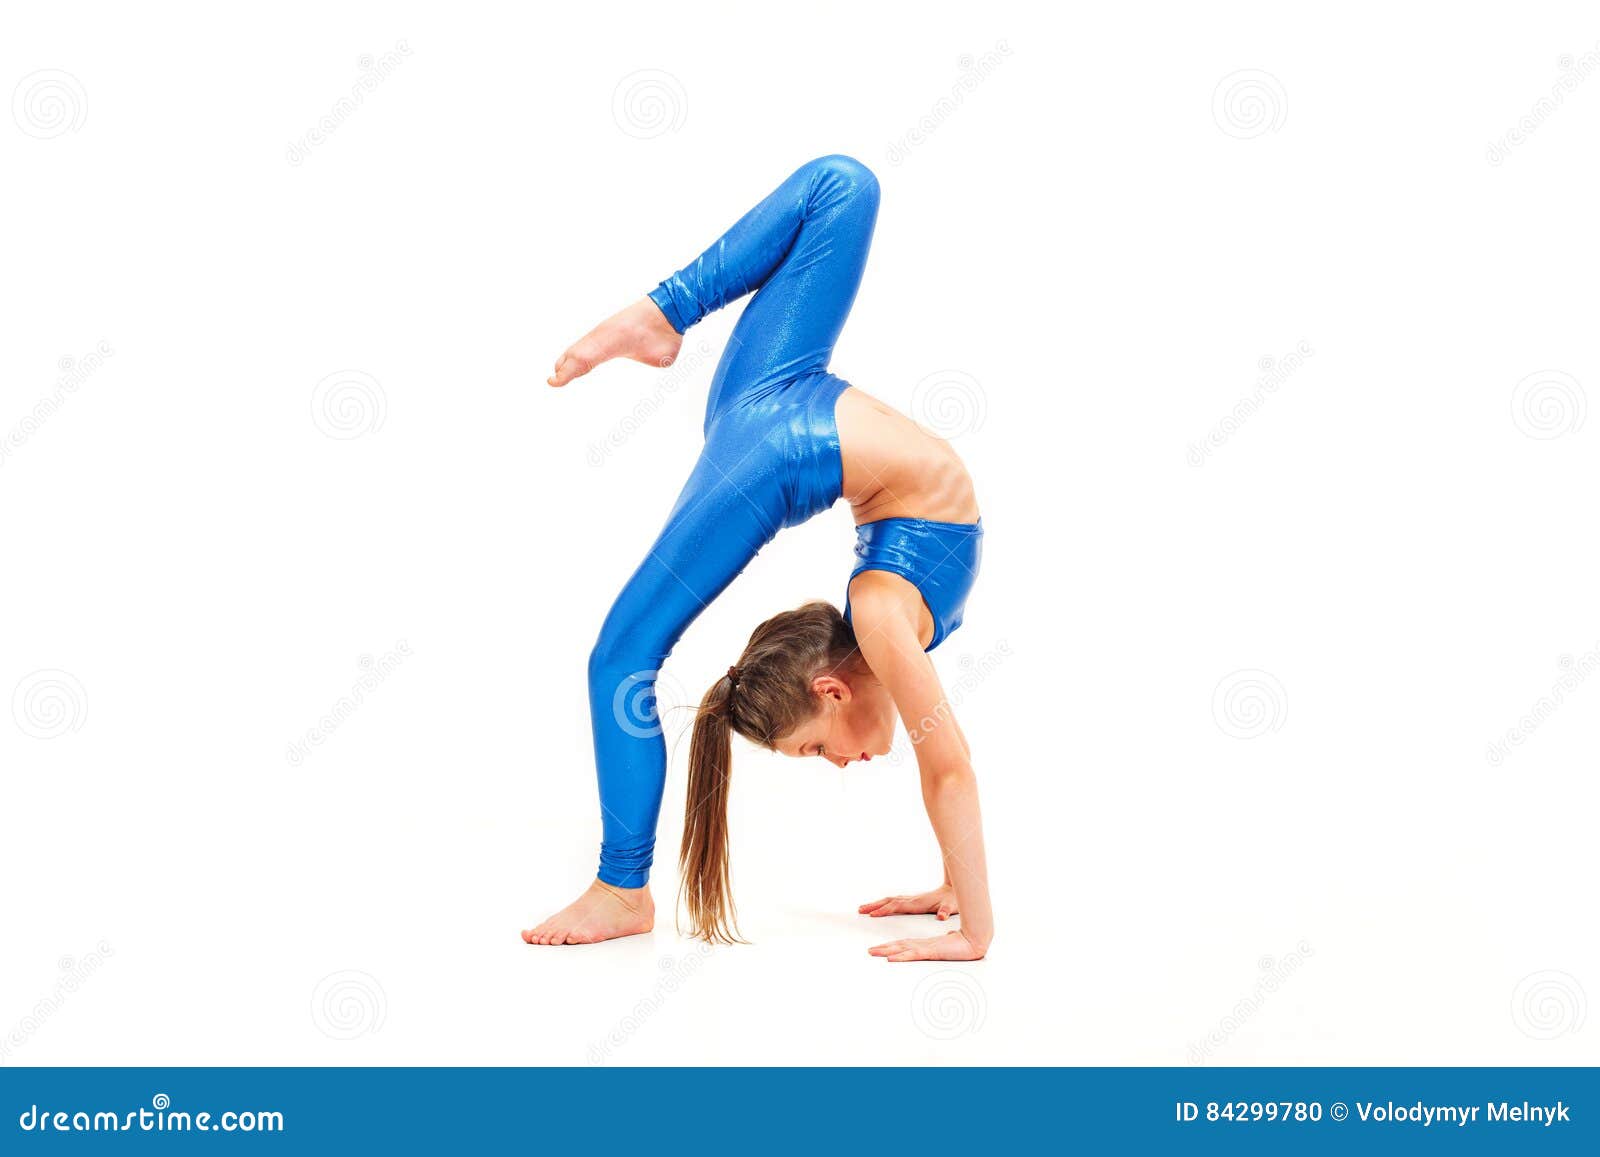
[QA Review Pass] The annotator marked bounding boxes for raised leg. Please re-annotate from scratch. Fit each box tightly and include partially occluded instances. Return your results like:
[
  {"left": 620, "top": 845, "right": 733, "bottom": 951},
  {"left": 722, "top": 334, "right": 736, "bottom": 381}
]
[{"left": 648, "top": 154, "right": 881, "bottom": 427}]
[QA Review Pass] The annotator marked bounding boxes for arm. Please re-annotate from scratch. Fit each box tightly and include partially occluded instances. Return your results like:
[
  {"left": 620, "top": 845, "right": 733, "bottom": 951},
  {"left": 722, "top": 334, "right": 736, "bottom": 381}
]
[{"left": 851, "top": 579, "right": 993, "bottom": 960}]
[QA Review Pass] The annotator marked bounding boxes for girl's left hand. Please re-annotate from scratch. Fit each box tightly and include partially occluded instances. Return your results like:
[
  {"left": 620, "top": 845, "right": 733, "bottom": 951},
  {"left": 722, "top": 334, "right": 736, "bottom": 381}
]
[{"left": 868, "top": 930, "right": 987, "bottom": 962}]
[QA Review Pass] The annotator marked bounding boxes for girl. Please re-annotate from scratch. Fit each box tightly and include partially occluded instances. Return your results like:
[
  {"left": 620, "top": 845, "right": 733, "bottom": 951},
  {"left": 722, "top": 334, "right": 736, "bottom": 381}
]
[{"left": 524, "top": 155, "right": 991, "bottom": 961}]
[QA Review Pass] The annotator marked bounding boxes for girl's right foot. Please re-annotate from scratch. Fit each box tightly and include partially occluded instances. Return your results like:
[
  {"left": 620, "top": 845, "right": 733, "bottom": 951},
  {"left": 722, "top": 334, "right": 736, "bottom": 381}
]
[
  {"left": 547, "top": 297, "right": 682, "bottom": 387},
  {"left": 522, "top": 879, "right": 655, "bottom": 945}
]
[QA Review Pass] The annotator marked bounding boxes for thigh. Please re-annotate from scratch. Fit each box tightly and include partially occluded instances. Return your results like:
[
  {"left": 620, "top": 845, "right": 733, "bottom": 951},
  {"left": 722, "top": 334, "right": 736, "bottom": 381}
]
[
  {"left": 705, "top": 157, "right": 881, "bottom": 421},
  {"left": 594, "top": 430, "right": 786, "bottom": 666}
]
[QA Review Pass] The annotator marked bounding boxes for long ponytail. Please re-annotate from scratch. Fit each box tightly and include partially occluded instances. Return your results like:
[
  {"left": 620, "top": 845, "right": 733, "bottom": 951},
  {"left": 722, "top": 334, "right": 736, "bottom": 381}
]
[
  {"left": 679, "top": 672, "right": 744, "bottom": 944},
  {"left": 678, "top": 601, "right": 863, "bottom": 944}
]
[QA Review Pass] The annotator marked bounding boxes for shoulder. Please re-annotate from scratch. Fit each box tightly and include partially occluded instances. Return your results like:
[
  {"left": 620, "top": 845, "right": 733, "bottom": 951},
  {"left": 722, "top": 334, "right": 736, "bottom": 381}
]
[{"left": 848, "top": 570, "right": 932, "bottom": 656}]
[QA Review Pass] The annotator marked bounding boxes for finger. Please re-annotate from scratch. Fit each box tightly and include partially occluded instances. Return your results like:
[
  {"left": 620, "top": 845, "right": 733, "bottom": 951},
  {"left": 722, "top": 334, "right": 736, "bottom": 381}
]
[
  {"left": 936, "top": 908, "right": 951, "bottom": 920},
  {"left": 858, "top": 897, "right": 895, "bottom": 912},
  {"left": 886, "top": 950, "right": 923, "bottom": 962},
  {"left": 868, "top": 940, "right": 907, "bottom": 956}
]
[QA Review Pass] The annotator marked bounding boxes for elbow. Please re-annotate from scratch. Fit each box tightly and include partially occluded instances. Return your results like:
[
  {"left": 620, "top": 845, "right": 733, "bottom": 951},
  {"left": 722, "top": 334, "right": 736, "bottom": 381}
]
[{"left": 919, "top": 762, "right": 976, "bottom": 797}]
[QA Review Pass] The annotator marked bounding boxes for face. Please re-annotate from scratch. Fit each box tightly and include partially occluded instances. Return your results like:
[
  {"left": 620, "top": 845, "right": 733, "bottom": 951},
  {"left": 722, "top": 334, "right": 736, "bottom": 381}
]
[{"left": 776, "top": 671, "right": 898, "bottom": 768}]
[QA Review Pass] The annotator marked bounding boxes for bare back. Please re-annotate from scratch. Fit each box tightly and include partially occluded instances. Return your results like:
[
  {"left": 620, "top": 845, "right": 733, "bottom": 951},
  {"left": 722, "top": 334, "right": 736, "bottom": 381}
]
[{"left": 834, "top": 387, "right": 980, "bottom": 525}]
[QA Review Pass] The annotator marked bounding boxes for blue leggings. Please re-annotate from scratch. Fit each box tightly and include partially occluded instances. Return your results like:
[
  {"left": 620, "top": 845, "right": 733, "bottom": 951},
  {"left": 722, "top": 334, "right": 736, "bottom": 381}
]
[{"left": 589, "top": 155, "right": 881, "bottom": 888}]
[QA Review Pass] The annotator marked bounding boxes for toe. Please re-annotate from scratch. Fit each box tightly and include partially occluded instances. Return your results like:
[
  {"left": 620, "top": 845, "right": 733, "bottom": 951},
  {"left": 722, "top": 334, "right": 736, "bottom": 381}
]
[{"left": 550, "top": 352, "right": 583, "bottom": 387}]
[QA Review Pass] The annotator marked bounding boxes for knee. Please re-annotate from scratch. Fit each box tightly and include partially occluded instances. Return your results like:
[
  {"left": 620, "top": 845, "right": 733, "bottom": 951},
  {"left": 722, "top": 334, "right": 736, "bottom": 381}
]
[
  {"left": 588, "top": 632, "right": 635, "bottom": 688},
  {"left": 805, "top": 154, "right": 879, "bottom": 205},
  {"left": 588, "top": 625, "right": 664, "bottom": 694}
]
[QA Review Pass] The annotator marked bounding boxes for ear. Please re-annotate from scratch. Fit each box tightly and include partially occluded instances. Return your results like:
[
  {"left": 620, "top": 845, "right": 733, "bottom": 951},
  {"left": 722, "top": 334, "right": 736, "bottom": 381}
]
[{"left": 810, "top": 673, "right": 851, "bottom": 703}]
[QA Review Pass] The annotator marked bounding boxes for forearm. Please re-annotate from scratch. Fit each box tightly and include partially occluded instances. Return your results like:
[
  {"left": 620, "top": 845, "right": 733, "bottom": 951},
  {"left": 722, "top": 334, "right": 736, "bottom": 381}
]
[{"left": 920, "top": 765, "right": 993, "bottom": 948}]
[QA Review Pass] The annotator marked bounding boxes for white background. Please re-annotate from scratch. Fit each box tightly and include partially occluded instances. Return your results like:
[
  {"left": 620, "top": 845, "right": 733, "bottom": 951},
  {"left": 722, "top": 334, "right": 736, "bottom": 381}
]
[{"left": 3, "top": 2, "right": 1596, "bottom": 1066}]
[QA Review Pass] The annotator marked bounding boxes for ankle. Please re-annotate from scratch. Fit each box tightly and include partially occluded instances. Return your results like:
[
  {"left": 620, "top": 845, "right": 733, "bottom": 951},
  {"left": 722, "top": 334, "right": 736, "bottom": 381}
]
[{"left": 594, "top": 878, "right": 652, "bottom": 909}]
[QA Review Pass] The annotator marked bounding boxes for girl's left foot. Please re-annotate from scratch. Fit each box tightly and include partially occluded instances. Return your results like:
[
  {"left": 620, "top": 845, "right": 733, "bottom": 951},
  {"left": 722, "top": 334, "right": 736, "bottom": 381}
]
[
  {"left": 522, "top": 879, "right": 655, "bottom": 945},
  {"left": 547, "top": 297, "right": 682, "bottom": 387}
]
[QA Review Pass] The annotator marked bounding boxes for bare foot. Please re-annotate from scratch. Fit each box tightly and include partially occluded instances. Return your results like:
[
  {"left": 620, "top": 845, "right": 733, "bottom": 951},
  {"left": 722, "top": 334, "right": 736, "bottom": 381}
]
[
  {"left": 522, "top": 879, "right": 655, "bottom": 945},
  {"left": 547, "top": 298, "right": 682, "bottom": 387}
]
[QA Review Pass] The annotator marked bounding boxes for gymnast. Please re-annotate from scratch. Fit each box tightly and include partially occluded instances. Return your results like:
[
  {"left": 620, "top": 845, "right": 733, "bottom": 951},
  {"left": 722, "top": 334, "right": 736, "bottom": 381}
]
[{"left": 523, "top": 155, "right": 991, "bottom": 961}]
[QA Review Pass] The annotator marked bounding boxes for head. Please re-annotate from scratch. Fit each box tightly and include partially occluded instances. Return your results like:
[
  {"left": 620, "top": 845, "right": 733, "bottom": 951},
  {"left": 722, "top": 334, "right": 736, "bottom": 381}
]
[{"left": 680, "top": 600, "right": 897, "bottom": 943}]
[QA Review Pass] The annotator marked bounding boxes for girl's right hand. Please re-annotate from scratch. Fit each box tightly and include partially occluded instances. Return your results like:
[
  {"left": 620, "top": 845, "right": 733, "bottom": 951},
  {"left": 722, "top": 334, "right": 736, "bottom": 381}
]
[{"left": 858, "top": 884, "right": 958, "bottom": 920}]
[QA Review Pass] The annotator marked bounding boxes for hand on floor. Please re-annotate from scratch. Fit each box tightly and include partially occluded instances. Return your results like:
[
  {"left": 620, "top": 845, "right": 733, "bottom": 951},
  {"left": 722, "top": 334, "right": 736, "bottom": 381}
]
[
  {"left": 868, "top": 929, "right": 987, "bottom": 962},
  {"left": 858, "top": 884, "right": 958, "bottom": 920}
]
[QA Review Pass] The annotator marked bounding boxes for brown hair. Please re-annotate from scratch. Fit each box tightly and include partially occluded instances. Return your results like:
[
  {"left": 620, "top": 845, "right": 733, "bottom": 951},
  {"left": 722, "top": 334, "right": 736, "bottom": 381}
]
[{"left": 679, "top": 600, "right": 862, "bottom": 943}]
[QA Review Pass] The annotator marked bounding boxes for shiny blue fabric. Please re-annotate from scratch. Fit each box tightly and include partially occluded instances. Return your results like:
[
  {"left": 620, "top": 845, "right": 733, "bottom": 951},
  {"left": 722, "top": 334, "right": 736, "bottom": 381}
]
[
  {"left": 588, "top": 155, "right": 987, "bottom": 888},
  {"left": 589, "top": 155, "right": 880, "bottom": 887},
  {"left": 844, "top": 517, "right": 985, "bottom": 652}
]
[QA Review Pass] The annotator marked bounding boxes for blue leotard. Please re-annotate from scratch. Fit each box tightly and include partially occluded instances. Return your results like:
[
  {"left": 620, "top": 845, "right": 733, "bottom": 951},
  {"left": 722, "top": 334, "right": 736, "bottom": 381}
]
[
  {"left": 587, "top": 155, "right": 983, "bottom": 888},
  {"left": 845, "top": 516, "right": 984, "bottom": 651}
]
